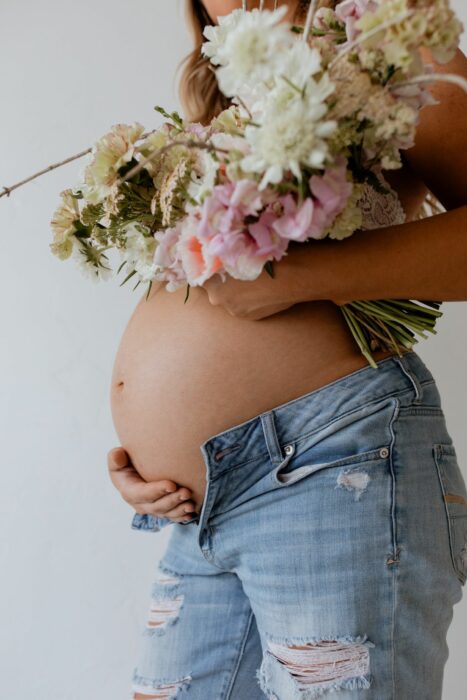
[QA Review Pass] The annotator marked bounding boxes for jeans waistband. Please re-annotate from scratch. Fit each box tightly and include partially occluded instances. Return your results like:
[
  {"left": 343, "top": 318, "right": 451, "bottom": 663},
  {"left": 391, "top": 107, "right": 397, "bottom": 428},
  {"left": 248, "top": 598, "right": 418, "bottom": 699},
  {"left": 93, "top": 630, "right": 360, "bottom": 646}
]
[{"left": 199, "top": 351, "right": 435, "bottom": 479}]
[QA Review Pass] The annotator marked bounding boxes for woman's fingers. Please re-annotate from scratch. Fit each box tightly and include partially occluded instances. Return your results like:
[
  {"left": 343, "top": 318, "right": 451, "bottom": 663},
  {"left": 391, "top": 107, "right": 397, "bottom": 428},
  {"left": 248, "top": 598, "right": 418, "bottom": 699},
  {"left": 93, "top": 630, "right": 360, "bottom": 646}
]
[
  {"left": 161, "top": 501, "right": 199, "bottom": 522},
  {"left": 107, "top": 446, "right": 198, "bottom": 521},
  {"left": 107, "top": 447, "right": 178, "bottom": 502}
]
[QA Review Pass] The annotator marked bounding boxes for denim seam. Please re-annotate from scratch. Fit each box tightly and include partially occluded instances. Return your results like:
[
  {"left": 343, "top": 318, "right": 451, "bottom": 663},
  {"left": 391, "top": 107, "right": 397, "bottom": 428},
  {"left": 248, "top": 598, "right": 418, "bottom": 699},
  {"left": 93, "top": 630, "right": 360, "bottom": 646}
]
[
  {"left": 224, "top": 610, "right": 256, "bottom": 700},
  {"left": 388, "top": 396, "right": 401, "bottom": 700},
  {"left": 398, "top": 406, "right": 444, "bottom": 416},
  {"left": 394, "top": 355, "right": 423, "bottom": 404},
  {"left": 432, "top": 444, "right": 467, "bottom": 585}
]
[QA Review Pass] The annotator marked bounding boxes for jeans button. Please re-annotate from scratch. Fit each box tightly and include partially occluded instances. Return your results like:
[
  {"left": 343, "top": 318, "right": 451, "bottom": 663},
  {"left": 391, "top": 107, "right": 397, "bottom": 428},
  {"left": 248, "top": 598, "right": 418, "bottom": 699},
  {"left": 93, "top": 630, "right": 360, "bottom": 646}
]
[
  {"left": 380, "top": 447, "right": 389, "bottom": 458},
  {"left": 284, "top": 444, "right": 294, "bottom": 456}
]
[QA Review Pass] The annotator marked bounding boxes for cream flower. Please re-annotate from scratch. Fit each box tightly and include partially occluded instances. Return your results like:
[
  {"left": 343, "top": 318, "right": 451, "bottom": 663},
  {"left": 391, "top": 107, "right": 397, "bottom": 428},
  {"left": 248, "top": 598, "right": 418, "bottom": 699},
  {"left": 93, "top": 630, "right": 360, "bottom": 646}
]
[
  {"left": 423, "top": 2, "right": 463, "bottom": 63},
  {"left": 210, "top": 106, "right": 243, "bottom": 134},
  {"left": 187, "top": 150, "right": 219, "bottom": 204},
  {"left": 82, "top": 123, "right": 145, "bottom": 204},
  {"left": 326, "top": 182, "right": 364, "bottom": 239},
  {"left": 50, "top": 189, "right": 80, "bottom": 260}
]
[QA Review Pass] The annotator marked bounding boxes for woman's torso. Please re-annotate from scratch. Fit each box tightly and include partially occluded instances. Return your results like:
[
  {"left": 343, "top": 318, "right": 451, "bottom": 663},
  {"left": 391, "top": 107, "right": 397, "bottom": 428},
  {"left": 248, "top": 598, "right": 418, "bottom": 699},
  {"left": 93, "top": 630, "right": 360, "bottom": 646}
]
[{"left": 110, "top": 164, "right": 429, "bottom": 512}]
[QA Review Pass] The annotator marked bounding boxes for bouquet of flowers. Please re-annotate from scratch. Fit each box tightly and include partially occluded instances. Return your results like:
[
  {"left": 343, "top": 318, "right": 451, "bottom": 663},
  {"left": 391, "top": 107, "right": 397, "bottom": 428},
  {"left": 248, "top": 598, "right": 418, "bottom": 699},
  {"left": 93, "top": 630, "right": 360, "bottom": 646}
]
[{"left": 48, "top": 0, "right": 467, "bottom": 367}]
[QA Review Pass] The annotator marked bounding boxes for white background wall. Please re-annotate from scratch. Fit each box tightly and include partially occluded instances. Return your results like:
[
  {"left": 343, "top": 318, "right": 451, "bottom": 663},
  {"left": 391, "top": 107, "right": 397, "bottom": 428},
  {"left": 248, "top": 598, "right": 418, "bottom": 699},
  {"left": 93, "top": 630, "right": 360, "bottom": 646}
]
[{"left": 0, "top": 2, "right": 466, "bottom": 698}]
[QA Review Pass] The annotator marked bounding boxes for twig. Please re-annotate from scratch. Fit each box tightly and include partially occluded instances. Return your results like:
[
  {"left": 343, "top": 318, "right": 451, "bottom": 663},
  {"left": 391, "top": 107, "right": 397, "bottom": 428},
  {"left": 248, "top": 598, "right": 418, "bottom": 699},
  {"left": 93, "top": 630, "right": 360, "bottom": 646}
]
[
  {"left": 0, "top": 129, "right": 157, "bottom": 200},
  {"left": 0, "top": 147, "right": 92, "bottom": 199},
  {"left": 390, "top": 72, "right": 467, "bottom": 94},
  {"left": 234, "top": 95, "right": 253, "bottom": 119},
  {"left": 302, "top": 0, "right": 319, "bottom": 43}
]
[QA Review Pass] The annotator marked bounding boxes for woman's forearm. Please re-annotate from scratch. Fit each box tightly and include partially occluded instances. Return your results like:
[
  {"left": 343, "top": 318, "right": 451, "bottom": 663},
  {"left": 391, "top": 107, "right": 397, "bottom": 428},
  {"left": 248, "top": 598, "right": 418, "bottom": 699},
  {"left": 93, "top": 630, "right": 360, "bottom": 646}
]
[{"left": 286, "top": 204, "right": 467, "bottom": 304}]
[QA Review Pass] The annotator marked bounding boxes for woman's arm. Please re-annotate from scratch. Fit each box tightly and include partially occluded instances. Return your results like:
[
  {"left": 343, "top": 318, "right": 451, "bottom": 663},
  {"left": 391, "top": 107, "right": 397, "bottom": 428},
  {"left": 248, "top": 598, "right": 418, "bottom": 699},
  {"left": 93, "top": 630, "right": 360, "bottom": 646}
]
[
  {"left": 286, "top": 46, "right": 467, "bottom": 306},
  {"left": 285, "top": 204, "right": 467, "bottom": 305}
]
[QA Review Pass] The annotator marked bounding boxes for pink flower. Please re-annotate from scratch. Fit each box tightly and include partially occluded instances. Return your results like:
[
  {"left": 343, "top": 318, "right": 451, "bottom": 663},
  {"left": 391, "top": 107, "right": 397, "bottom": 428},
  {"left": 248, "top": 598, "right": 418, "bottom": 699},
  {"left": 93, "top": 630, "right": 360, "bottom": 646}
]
[
  {"left": 272, "top": 196, "right": 315, "bottom": 243},
  {"left": 185, "top": 122, "right": 209, "bottom": 139},
  {"left": 197, "top": 180, "right": 263, "bottom": 240},
  {"left": 178, "top": 214, "right": 225, "bottom": 286},
  {"left": 308, "top": 162, "right": 353, "bottom": 238},
  {"left": 249, "top": 209, "right": 290, "bottom": 259},
  {"left": 152, "top": 225, "right": 188, "bottom": 292},
  {"left": 189, "top": 179, "right": 280, "bottom": 281},
  {"left": 214, "top": 180, "right": 263, "bottom": 216},
  {"left": 335, "top": 0, "right": 376, "bottom": 42},
  {"left": 207, "top": 231, "right": 266, "bottom": 280}
]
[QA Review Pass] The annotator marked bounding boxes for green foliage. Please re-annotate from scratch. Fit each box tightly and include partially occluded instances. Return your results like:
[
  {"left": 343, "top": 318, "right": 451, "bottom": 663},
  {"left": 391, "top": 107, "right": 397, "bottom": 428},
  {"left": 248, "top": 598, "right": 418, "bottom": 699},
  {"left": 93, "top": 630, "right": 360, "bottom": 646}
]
[
  {"left": 80, "top": 202, "right": 104, "bottom": 227},
  {"left": 154, "top": 105, "right": 184, "bottom": 129}
]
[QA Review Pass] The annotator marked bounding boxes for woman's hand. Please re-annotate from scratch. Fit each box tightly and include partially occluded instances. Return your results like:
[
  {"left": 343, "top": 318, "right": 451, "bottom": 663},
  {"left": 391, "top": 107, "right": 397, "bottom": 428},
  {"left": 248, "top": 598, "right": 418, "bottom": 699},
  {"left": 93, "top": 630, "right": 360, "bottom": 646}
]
[
  {"left": 201, "top": 265, "right": 299, "bottom": 321},
  {"left": 107, "top": 447, "right": 198, "bottom": 523}
]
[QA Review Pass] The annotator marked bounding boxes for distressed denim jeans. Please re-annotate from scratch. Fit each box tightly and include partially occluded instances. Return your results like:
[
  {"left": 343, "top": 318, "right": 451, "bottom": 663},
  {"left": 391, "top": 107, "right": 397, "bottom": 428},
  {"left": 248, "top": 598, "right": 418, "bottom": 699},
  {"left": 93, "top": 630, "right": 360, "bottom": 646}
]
[{"left": 129, "top": 351, "right": 467, "bottom": 699}]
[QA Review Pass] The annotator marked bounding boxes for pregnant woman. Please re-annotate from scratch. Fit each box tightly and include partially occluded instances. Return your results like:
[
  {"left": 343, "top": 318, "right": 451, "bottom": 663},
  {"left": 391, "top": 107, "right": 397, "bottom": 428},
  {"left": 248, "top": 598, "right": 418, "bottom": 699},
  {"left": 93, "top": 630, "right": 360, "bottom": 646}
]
[{"left": 108, "top": 1, "right": 467, "bottom": 698}]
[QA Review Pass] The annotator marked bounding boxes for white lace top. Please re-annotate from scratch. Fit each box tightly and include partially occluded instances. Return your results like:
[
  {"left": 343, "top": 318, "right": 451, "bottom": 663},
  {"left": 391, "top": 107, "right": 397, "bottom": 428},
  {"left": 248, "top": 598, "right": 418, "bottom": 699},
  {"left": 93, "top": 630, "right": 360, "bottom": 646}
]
[{"left": 358, "top": 173, "right": 406, "bottom": 230}]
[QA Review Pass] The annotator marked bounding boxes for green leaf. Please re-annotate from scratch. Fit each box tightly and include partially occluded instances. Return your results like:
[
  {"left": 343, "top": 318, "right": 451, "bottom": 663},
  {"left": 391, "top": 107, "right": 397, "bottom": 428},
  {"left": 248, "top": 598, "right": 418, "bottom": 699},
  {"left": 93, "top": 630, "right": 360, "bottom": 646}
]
[
  {"left": 145, "top": 280, "right": 153, "bottom": 301},
  {"left": 264, "top": 260, "right": 275, "bottom": 279},
  {"left": 363, "top": 170, "right": 391, "bottom": 195},
  {"left": 154, "top": 105, "right": 184, "bottom": 129},
  {"left": 80, "top": 202, "right": 105, "bottom": 227},
  {"left": 119, "top": 269, "right": 137, "bottom": 287},
  {"left": 382, "top": 64, "right": 397, "bottom": 86},
  {"left": 73, "top": 218, "right": 90, "bottom": 235},
  {"left": 117, "top": 158, "right": 140, "bottom": 181}
]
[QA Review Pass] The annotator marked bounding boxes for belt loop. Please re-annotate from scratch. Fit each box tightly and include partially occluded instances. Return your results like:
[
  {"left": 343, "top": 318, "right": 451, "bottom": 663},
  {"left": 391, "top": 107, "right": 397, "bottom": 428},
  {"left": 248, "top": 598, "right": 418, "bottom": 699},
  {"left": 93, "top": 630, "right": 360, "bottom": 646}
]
[
  {"left": 260, "top": 411, "right": 283, "bottom": 465},
  {"left": 394, "top": 353, "right": 423, "bottom": 404}
]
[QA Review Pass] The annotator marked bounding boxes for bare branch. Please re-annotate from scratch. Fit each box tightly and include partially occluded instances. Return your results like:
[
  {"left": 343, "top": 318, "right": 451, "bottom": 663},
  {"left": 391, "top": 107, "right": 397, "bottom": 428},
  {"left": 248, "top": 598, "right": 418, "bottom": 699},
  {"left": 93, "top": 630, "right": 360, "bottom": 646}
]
[
  {"left": 0, "top": 129, "right": 158, "bottom": 200},
  {"left": 302, "top": 0, "right": 319, "bottom": 43}
]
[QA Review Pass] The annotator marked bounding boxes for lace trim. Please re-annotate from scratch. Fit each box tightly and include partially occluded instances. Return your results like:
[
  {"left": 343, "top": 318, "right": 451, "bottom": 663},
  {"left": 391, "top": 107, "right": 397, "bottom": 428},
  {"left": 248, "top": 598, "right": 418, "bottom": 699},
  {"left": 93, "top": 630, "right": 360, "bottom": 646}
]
[{"left": 358, "top": 173, "right": 406, "bottom": 230}]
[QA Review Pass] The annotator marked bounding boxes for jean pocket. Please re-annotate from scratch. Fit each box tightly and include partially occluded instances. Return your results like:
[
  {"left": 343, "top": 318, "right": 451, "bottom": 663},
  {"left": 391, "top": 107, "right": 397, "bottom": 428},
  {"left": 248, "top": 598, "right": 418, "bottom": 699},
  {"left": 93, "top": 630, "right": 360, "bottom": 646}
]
[
  {"left": 271, "top": 445, "right": 391, "bottom": 487},
  {"left": 269, "top": 397, "right": 398, "bottom": 488},
  {"left": 433, "top": 443, "right": 467, "bottom": 585}
]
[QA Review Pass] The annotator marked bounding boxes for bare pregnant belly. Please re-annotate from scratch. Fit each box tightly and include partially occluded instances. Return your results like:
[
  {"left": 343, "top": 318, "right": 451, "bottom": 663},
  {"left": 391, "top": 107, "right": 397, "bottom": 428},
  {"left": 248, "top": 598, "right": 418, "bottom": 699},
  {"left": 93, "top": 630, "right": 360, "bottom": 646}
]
[{"left": 110, "top": 283, "right": 396, "bottom": 511}]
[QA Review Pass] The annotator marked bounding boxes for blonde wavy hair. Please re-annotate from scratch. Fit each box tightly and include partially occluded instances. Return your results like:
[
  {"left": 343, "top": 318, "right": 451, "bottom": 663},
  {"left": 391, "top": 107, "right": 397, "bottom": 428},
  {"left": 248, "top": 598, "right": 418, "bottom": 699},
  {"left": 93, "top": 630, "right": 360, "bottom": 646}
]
[{"left": 178, "top": 1, "right": 336, "bottom": 125}]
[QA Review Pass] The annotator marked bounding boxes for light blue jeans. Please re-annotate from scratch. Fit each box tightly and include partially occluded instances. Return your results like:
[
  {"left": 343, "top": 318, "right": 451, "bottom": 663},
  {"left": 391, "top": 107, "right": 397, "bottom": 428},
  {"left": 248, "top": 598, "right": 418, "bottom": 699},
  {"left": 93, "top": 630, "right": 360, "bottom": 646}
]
[{"left": 130, "top": 351, "right": 467, "bottom": 699}]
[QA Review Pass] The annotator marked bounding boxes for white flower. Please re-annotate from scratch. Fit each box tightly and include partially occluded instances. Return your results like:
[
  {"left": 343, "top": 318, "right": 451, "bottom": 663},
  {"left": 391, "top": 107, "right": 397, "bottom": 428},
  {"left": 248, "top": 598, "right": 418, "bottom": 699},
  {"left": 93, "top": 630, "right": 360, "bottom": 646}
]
[
  {"left": 207, "top": 6, "right": 294, "bottom": 98},
  {"left": 187, "top": 150, "right": 219, "bottom": 204},
  {"left": 134, "top": 261, "right": 160, "bottom": 283},
  {"left": 72, "top": 244, "right": 113, "bottom": 283},
  {"left": 276, "top": 41, "right": 323, "bottom": 91},
  {"left": 242, "top": 77, "right": 337, "bottom": 189},
  {"left": 201, "top": 9, "right": 245, "bottom": 65},
  {"left": 120, "top": 222, "right": 157, "bottom": 279}
]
